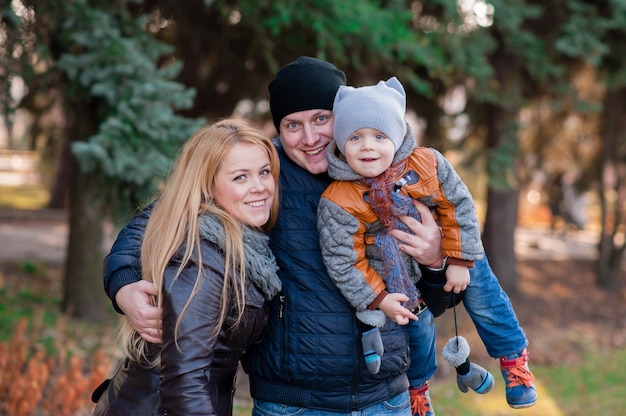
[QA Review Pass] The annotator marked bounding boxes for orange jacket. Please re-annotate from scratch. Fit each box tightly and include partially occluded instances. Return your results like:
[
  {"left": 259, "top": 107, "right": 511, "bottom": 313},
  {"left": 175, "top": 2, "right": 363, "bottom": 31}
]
[{"left": 318, "top": 131, "right": 483, "bottom": 319}]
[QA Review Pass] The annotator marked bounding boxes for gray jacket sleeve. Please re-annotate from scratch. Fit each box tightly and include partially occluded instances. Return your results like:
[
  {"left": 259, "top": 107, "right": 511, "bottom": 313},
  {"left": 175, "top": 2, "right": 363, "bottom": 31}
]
[
  {"left": 317, "top": 197, "right": 386, "bottom": 327},
  {"left": 431, "top": 148, "right": 484, "bottom": 260}
]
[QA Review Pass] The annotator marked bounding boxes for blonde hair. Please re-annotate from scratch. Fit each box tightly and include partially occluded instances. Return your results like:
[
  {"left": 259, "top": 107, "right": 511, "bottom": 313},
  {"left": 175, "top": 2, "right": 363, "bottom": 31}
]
[{"left": 118, "top": 118, "right": 280, "bottom": 367}]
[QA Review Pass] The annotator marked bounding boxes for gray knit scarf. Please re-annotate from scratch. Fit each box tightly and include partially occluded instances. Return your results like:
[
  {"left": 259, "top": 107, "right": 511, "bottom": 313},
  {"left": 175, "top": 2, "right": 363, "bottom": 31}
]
[{"left": 197, "top": 213, "right": 281, "bottom": 300}]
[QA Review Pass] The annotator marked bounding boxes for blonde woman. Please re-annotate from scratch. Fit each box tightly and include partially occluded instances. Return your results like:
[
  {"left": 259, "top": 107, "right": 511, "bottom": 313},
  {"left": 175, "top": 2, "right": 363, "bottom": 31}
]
[{"left": 93, "top": 119, "right": 281, "bottom": 416}]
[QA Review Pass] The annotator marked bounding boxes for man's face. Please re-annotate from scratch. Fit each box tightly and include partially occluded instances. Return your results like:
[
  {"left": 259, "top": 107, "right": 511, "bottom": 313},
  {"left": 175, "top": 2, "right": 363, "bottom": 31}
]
[{"left": 278, "top": 109, "right": 334, "bottom": 174}]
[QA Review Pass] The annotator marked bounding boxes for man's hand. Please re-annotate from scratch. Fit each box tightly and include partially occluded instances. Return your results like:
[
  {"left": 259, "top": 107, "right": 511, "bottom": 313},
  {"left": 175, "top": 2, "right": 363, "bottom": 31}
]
[
  {"left": 443, "top": 264, "right": 470, "bottom": 294},
  {"left": 378, "top": 293, "right": 419, "bottom": 325},
  {"left": 389, "top": 200, "right": 443, "bottom": 266},
  {"left": 116, "top": 280, "right": 162, "bottom": 343}
]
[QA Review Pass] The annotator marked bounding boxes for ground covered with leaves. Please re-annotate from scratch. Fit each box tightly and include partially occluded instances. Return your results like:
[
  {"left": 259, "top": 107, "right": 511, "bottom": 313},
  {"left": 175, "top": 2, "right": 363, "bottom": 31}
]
[
  {"left": 1, "top": 222, "right": 626, "bottom": 415},
  {"left": 0, "top": 262, "right": 114, "bottom": 416}
]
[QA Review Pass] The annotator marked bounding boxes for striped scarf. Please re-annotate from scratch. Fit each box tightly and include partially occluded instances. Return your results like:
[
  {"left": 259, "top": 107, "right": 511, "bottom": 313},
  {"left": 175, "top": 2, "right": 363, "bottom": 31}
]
[{"left": 359, "top": 160, "right": 420, "bottom": 310}]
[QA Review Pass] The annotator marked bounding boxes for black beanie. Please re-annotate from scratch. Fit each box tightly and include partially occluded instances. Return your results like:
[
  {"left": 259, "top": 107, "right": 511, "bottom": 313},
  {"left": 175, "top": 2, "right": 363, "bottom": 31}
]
[{"left": 269, "top": 56, "right": 347, "bottom": 132}]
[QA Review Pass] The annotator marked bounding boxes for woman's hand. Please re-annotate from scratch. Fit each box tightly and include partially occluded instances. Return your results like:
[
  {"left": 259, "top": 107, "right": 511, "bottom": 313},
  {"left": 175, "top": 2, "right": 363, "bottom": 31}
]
[
  {"left": 388, "top": 200, "right": 443, "bottom": 267},
  {"left": 116, "top": 280, "right": 162, "bottom": 343}
]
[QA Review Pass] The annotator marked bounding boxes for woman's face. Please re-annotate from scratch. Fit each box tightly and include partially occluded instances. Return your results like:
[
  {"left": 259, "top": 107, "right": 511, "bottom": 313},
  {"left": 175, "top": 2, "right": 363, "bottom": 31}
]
[{"left": 213, "top": 142, "right": 276, "bottom": 227}]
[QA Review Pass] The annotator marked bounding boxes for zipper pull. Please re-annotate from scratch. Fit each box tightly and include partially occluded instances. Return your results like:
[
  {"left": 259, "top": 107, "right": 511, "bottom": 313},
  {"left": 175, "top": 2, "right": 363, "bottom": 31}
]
[
  {"left": 394, "top": 177, "right": 407, "bottom": 193},
  {"left": 278, "top": 294, "right": 285, "bottom": 318}
]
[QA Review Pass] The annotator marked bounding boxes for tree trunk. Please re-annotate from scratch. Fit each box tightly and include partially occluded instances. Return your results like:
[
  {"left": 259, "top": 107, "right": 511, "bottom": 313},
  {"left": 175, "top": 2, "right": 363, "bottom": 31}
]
[
  {"left": 2, "top": 115, "right": 13, "bottom": 148},
  {"left": 483, "top": 187, "right": 519, "bottom": 293},
  {"left": 595, "top": 87, "right": 626, "bottom": 290},
  {"left": 481, "top": 33, "right": 523, "bottom": 293},
  {"left": 47, "top": 134, "right": 72, "bottom": 209},
  {"left": 597, "top": 234, "right": 624, "bottom": 291},
  {"left": 482, "top": 93, "right": 520, "bottom": 293},
  {"left": 61, "top": 99, "right": 109, "bottom": 322},
  {"left": 63, "top": 166, "right": 109, "bottom": 322}
]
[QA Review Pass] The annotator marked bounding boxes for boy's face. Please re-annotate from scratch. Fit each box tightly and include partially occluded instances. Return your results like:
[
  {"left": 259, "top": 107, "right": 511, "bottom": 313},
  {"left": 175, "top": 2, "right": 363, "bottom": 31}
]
[
  {"left": 278, "top": 109, "right": 334, "bottom": 174},
  {"left": 343, "top": 127, "right": 396, "bottom": 178}
]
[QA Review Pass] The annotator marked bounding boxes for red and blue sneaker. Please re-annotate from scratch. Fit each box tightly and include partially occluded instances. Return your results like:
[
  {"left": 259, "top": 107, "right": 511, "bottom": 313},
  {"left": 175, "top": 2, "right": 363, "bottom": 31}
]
[{"left": 500, "top": 349, "right": 537, "bottom": 409}]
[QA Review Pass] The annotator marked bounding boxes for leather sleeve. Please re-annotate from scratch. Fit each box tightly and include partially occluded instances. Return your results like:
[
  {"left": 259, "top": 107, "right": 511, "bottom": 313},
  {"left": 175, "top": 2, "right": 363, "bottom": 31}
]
[{"left": 159, "top": 243, "right": 225, "bottom": 416}]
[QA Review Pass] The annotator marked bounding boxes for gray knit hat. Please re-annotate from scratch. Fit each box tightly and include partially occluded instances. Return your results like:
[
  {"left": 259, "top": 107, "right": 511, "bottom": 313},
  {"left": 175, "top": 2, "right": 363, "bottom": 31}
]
[{"left": 333, "top": 77, "right": 407, "bottom": 155}]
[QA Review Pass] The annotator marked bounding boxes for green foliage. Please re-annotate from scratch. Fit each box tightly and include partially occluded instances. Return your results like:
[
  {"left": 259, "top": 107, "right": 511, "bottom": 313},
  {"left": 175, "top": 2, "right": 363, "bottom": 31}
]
[
  {"left": 4, "top": 0, "right": 626, "bottom": 242},
  {"left": 596, "top": 0, "right": 626, "bottom": 90},
  {"left": 488, "top": 130, "right": 520, "bottom": 190},
  {"left": 319, "top": 2, "right": 438, "bottom": 96},
  {"left": 554, "top": 2, "right": 609, "bottom": 65},
  {"left": 55, "top": 0, "right": 205, "bottom": 209},
  {"left": 0, "top": 287, "right": 60, "bottom": 343},
  {"left": 232, "top": 0, "right": 455, "bottom": 96},
  {"left": 19, "top": 260, "right": 39, "bottom": 275},
  {"left": 0, "top": 5, "right": 31, "bottom": 137},
  {"left": 539, "top": 348, "right": 626, "bottom": 414}
]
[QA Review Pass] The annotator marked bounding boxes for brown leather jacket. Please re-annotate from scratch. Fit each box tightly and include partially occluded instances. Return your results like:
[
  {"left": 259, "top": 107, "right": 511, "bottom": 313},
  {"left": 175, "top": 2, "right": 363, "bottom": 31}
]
[{"left": 92, "top": 239, "right": 269, "bottom": 416}]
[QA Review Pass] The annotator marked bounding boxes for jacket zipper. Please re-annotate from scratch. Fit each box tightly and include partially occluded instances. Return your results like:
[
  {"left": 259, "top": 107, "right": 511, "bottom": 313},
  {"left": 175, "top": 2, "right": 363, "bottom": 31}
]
[{"left": 279, "top": 294, "right": 287, "bottom": 370}]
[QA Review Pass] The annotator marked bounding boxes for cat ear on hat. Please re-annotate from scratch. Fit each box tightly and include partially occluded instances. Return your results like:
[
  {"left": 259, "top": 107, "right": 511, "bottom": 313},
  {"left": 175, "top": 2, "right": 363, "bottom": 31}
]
[
  {"left": 384, "top": 77, "right": 406, "bottom": 99},
  {"left": 333, "top": 85, "right": 355, "bottom": 107}
]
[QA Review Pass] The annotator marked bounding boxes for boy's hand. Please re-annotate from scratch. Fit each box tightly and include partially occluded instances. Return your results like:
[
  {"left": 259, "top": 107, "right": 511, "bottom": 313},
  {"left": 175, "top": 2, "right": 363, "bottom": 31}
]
[
  {"left": 443, "top": 264, "right": 470, "bottom": 294},
  {"left": 378, "top": 293, "right": 419, "bottom": 325}
]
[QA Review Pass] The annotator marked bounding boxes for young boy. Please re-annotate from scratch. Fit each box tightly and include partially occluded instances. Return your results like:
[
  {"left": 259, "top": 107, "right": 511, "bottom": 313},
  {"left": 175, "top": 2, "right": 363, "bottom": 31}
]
[{"left": 317, "top": 77, "right": 536, "bottom": 414}]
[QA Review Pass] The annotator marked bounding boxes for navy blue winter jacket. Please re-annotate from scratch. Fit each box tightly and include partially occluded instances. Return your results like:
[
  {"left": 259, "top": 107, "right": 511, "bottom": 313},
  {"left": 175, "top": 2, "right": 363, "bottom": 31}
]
[{"left": 241, "top": 140, "right": 410, "bottom": 411}]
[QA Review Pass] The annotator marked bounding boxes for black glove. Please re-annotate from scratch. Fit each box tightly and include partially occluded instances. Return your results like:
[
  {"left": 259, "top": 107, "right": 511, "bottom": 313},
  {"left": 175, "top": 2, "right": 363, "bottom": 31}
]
[{"left": 417, "top": 264, "right": 464, "bottom": 318}]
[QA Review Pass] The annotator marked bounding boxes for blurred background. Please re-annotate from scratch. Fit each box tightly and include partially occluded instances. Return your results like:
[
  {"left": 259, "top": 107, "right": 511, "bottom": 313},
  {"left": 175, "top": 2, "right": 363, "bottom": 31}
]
[{"left": 1, "top": 0, "right": 625, "bottom": 414}]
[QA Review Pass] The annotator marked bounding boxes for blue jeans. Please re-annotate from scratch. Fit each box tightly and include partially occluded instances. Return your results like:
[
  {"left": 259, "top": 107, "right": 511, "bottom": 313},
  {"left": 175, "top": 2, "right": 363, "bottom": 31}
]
[
  {"left": 252, "top": 390, "right": 411, "bottom": 415},
  {"left": 405, "top": 307, "right": 437, "bottom": 388},
  {"left": 465, "top": 254, "right": 528, "bottom": 358}
]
